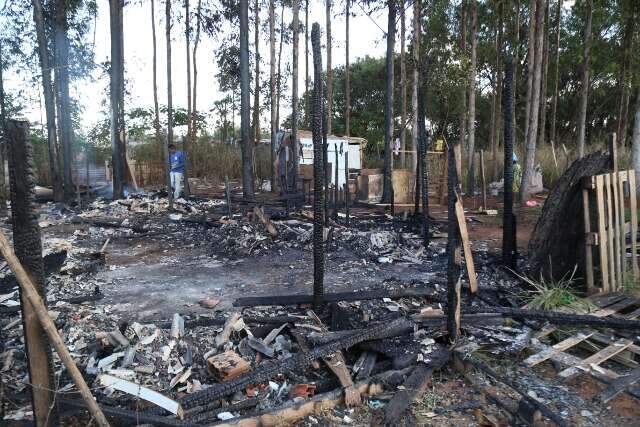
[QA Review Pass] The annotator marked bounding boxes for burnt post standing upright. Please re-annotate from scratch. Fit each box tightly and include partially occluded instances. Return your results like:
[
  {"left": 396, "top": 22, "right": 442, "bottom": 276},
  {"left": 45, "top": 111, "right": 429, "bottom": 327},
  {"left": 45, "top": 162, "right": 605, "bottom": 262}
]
[
  {"left": 502, "top": 59, "right": 516, "bottom": 269},
  {"left": 322, "top": 103, "right": 329, "bottom": 226},
  {"left": 447, "top": 139, "right": 462, "bottom": 341},
  {"left": 6, "top": 120, "right": 56, "bottom": 426},
  {"left": 418, "top": 82, "right": 429, "bottom": 247},
  {"left": 344, "top": 149, "right": 350, "bottom": 225},
  {"left": 311, "top": 23, "right": 324, "bottom": 308}
]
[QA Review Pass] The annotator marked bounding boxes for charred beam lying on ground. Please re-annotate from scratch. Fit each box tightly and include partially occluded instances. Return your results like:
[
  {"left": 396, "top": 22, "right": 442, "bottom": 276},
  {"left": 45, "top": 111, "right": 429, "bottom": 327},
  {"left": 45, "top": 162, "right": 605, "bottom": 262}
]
[
  {"left": 457, "top": 354, "right": 567, "bottom": 427},
  {"left": 383, "top": 349, "right": 450, "bottom": 425},
  {"left": 155, "top": 317, "right": 414, "bottom": 413},
  {"left": 597, "top": 367, "right": 640, "bottom": 403},
  {"left": 232, "top": 287, "right": 438, "bottom": 307},
  {"left": 156, "top": 315, "right": 311, "bottom": 330},
  {"left": 464, "top": 306, "right": 640, "bottom": 331},
  {"left": 59, "top": 398, "right": 200, "bottom": 427}
]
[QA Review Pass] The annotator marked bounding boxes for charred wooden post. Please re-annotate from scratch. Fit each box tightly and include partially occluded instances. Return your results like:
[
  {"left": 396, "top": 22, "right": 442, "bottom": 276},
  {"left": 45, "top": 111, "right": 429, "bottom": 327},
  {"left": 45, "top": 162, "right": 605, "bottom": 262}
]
[
  {"left": 224, "top": 175, "right": 232, "bottom": 217},
  {"left": 447, "top": 140, "right": 462, "bottom": 341},
  {"left": 311, "top": 23, "right": 324, "bottom": 309},
  {"left": 344, "top": 149, "right": 350, "bottom": 225},
  {"left": 333, "top": 144, "right": 339, "bottom": 220},
  {"left": 502, "top": 58, "right": 516, "bottom": 269},
  {"left": 418, "top": 81, "right": 429, "bottom": 247},
  {"left": 6, "top": 120, "right": 57, "bottom": 426}
]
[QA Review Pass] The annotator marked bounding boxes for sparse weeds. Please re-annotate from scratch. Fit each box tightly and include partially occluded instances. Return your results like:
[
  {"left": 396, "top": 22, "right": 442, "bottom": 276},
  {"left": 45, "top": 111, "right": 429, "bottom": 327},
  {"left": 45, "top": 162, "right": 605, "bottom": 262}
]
[{"left": 515, "top": 267, "right": 596, "bottom": 312}]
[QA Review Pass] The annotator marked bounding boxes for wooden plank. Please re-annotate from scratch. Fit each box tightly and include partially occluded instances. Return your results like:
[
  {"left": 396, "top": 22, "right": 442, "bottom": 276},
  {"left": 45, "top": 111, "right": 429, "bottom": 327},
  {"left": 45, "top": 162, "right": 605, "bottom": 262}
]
[
  {"left": 558, "top": 339, "right": 633, "bottom": 379},
  {"left": 617, "top": 171, "right": 627, "bottom": 279},
  {"left": 598, "top": 368, "right": 640, "bottom": 403},
  {"left": 524, "top": 332, "right": 594, "bottom": 367},
  {"left": 629, "top": 171, "right": 639, "bottom": 278},
  {"left": 612, "top": 172, "right": 623, "bottom": 286},
  {"left": 595, "top": 175, "right": 610, "bottom": 291},
  {"left": 583, "top": 187, "right": 595, "bottom": 293},
  {"left": 605, "top": 174, "right": 617, "bottom": 289},
  {"left": 454, "top": 195, "right": 478, "bottom": 293}
]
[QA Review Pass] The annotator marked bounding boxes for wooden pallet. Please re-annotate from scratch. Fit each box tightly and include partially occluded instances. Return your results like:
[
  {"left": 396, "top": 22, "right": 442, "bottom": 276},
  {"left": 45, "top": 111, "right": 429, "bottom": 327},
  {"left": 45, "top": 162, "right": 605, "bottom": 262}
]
[
  {"left": 582, "top": 170, "right": 639, "bottom": 293},
  {"left": 525, "top": 293, "right": 640, "bottom": 401}
]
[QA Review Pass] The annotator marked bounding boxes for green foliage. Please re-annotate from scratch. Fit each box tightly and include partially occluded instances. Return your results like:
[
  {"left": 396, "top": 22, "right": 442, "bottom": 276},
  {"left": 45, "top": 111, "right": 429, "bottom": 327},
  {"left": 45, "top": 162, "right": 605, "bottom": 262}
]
[{"left": 516, "top": 267, "right": 596, "bottom": 312}]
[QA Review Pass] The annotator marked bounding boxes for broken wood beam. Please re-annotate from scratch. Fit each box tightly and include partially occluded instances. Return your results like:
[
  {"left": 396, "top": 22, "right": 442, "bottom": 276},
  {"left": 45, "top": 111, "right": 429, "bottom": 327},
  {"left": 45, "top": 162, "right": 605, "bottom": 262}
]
[
  {"left": 383, "top": 349, "right": 450, "bottom": 425},
  {"left": 598, "top": 367, "right": 640, "bottom": 403},
  {"left": 253, "top": 206, "right": 278, "bottom": 237},
  {"left": 232, "top": 287, "right": 437, "bottom": 307},
  {"left": 464, "top": 306, "right": 640, "bottom": 331},
  {"left": 0, "top": 229, "right": 111, "bottom": 427},
  {"left": 174, "top": 318, "right": 414, "bottom": 412},
  {"left": 216, "top": 312, "right": 241, "bottom": 348}
]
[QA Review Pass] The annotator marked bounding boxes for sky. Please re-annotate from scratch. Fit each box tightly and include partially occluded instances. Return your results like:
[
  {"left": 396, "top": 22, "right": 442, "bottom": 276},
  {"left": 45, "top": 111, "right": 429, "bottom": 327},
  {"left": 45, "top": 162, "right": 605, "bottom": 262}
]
[{"left": 8, "top": 1, "right": 397, "bottom": 136}]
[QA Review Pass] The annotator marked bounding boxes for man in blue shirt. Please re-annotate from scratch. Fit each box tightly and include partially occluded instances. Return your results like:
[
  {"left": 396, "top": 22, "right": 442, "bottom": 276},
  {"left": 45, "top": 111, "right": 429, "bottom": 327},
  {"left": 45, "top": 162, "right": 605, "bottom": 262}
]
[{"left": 168, "top": 144, "right": 185, "bottom": 199}]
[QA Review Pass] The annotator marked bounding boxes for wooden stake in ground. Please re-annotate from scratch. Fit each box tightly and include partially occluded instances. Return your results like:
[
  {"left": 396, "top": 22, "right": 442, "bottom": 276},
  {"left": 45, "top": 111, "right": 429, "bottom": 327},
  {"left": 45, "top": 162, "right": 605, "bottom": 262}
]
[
  {"left": 3, "top": 121, "right": 110, "bottom": 427},
  {"left": 446, "top": 141, "right": 462, "bottom": 340},
  {"left": 6, "top": 120, "right": 56, "bottom": 426}
]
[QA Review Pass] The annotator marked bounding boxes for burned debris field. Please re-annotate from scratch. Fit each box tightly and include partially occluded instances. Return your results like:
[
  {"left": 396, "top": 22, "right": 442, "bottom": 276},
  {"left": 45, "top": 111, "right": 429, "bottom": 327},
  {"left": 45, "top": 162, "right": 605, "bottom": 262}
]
[{"left": 3, "top": 0, "right": 640, "bottom": 426}]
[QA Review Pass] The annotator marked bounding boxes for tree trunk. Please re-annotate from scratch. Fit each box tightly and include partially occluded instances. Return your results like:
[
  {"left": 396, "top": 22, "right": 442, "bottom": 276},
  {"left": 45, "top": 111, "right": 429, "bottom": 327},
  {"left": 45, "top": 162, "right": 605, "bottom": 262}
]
[
  {"left": 576, "top": 0, "right": 593, "bottom": 159},
  {"left": 456, "top": 0, "right": 467, "bottom": 186},
  {"left": 0, "top": 38, "right": 6, "bottom": 213},
  {"left": 31, "top": 0, "right": 63, "bottom": 203},
  {"left": 520, "top": 0, "right": 546, "bottom": 201},
  {"left": 511, "top": 0, "right": 521, "bottom": 154},
  {"left": 305, "top": 0, "right": 310, "bottom": 129},
  {"left": 186, "top": 0, "right": 192, "bottom": 146},
  {"left": 54, "top": 0, "right": 75, "bottom": 201},
  {"left": 632, "top": 90, "right": 640, "bottom": 194},
  {"left": 252, "top": 0, "right": 260, "bottom": 145},
  {"left": 326, "top": 0, "right": 333, "bottom": 135},
  {"left": 192, "top": 0, "right": 202, "bottom": 141},
  {"left": 311, "top": 23, "right": 324, "bottom": 307},
  {"left": 276, "top": 2, "right": 284, "bottom": 129},
  {"left": 503, "top": 59, "right": 516, "bottom": 268},
  {"left": 291, "top": 0, "right": 300, "bottom": 193},
  {"left": 270, "top": 0, "right": 277, "bottom": 191},
  {"left": 537, "top": 1, "right": 549, "bottom": 150},
  {"left": 165, "top": 0, "right": 174, "bottom": 208},
  {"left": 240, "top": 0, "right": 254, "bottom": 198},
  {"left": 382, "top": 0, "right": 396, "bottom": 204},
  {"left": 411, "top": 0, "right": 420, "bottom": 175},
  {"left": 549, "top": 0, "right": 561, "bottom": 153},
  {"left": 466, "top": 0, "right": 478, "bottom": 195},
  {"left": 109, "top": 0, "right": 125, "bottom": 200},
  {"left": 523, "top": 0, "right": 538, "bottom": 151},
  {"left": 345, "top": 0, "right": 351, "bottom": 136},
  {"left": 151, "top": 0, "right": 162, "bottom": 145},
  {"left": 616, "top": 7, "right": 634, "bottom": 146},
  {"left": 491, "top": 1, "right": 504, "bottom": 182},
  {"left": 399, "top": 2, "right": 406, "bottom": 168}
]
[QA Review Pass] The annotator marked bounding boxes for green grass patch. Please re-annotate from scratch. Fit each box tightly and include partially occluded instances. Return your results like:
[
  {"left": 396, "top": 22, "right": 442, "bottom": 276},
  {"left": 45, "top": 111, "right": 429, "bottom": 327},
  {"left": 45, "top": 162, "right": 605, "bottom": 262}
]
[{"left": 515, "top": 267, "right": 596, "bottom": 312}]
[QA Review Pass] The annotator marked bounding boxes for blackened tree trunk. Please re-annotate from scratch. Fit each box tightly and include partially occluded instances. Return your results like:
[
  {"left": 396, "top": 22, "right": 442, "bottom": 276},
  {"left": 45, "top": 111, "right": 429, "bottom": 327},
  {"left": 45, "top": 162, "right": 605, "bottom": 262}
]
[
  {"left": 466, "top": 0, "right": 478, "bottom": 195},
  {"left": 270, "top": 0, "right": 277, "bottom": 190},
  {"left": 520, "top": 0, "right": 546, "bottom": 201},
  {"left": 418, "top": 71, "right": 429, "bottom": 247},
  {"left": 576, "top": 0, "right": 593, "bottom": 158},
  {"left": 31, "top": 0, "right": 63, "bottom": 203},
  {"left": 54, "top": 0, "right": 75, "bottom": 201},
  {"left": 252, "top": 0, "right": 260, "bottom": 145},
  {"left": 326, "top": 0, "right": 333, "bottom": 135},
  {"left": 511, "top": 0, "right": 521, "bottom": 153},
  {"left": 109, "top": 0, "right": 125, "bottom": 200},
  {"left": 503, "top": 59, "right": 516, "bottom": 268},
  {"left": 616, "top": 4, "right": 634, "bottom": 146},
  {"left": 291, "top": 0, "right": 300, "bottom": 193},
  {"left": 447, "top": 140, "right": 461, "bottom": 341},
  {"left": 165, "top": 0, "right": 174, "bottom": 208},
  {"left": 186, "top": 0, "right": 192, "bottom": 145},
  {"left": 549, "top": 0, "right": 561, "bottom": 157},
  {"left": 345, "top": 0, "right": 351, "bottom": 136},
  {"left": 399, "top": 2, "right": 406, "bottom": 168},
  {"left": 382, "top": 0, "right": 396, "bottom": 204},
  {"left": 276, "top": 2, "right": 284, "bottom": 129},
  {"left": 240, "top": 0, "right": 254, "bottom": 198},
  {"left": 311, "top": 23, "right": 324, "bottom": 308}
]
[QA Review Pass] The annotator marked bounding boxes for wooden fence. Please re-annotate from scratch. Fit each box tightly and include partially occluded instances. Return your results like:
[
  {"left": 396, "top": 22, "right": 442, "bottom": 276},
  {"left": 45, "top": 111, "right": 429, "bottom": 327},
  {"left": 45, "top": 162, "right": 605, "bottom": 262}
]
[{"left": 582, "top": 169, "right": 639, "bottom": 293}]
